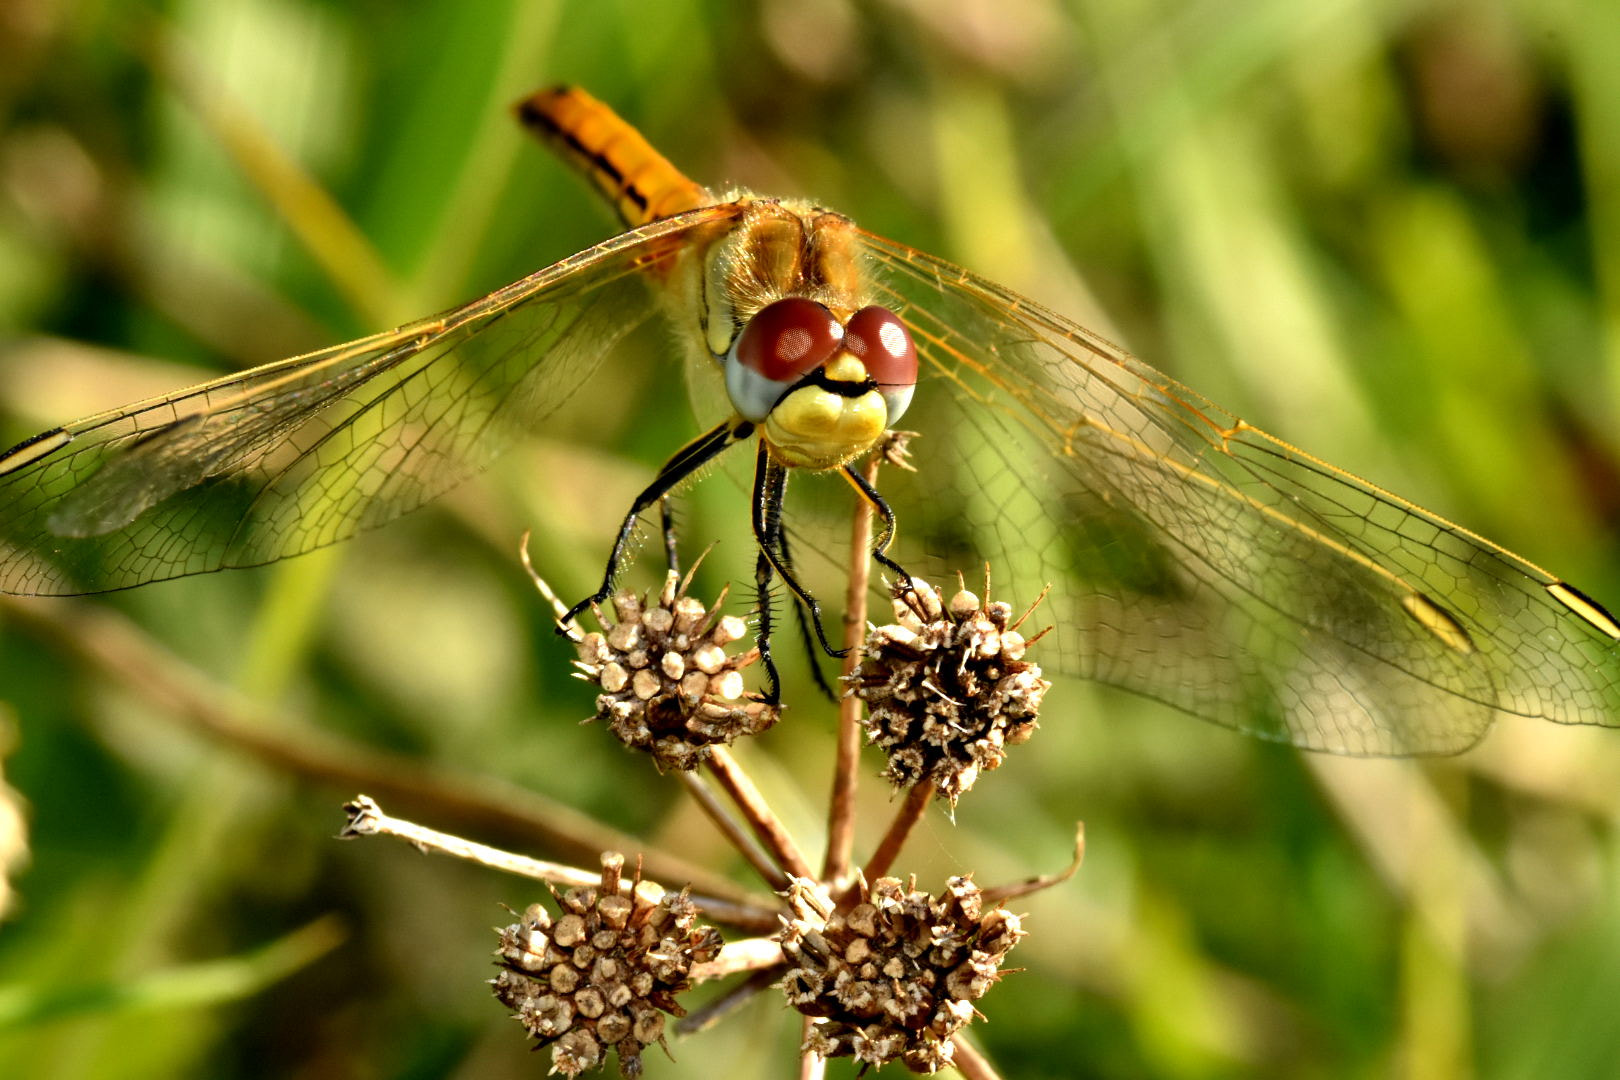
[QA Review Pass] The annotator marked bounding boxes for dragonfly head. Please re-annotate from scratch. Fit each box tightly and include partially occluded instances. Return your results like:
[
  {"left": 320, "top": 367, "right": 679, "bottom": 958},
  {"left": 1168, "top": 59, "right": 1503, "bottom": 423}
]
[{"left": 723, "top": 297, "right": 917, "bottom": 470}]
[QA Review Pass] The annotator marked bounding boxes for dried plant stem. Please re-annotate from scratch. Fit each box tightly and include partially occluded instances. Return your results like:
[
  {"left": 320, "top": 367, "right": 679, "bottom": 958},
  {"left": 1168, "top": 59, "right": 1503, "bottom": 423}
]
[
  {"left": 824, "top": 451, "right": 883, "bottom": 882},
  {"left": 858, "top": 782, "right": 933, "bottom": 886},
  {"left": 799, "top": 1017, "right": 828, "bottom": 1080},
  {"left": 688, "top": 936, "right": 785, "bottom": 981},
  {"left": 704, "top": 747, "right": 815, "bottom": 881},
  {"left": 517, "top": 533, "right": 581, "bottom": 637},
  {"left": 675, "top": 967, "right": 782, "bottom": 1036},
  {"left": 342, "top": 795, "right": 600, "bottom": 886},
  {"left": 678, "top": 771, "right": 790, "bottom": 891},
  {"left": 0, "top": 595, "right": 759, "bottom": 907},
  {"left": 341, "top": 795, "right": 780, "bottom": 932},
  {"left": 981, "top": 822, "right": 1087, "bottom": 906},
  {"left": 951, "top": 1033, "right": 1004, "bottom": 1080}
]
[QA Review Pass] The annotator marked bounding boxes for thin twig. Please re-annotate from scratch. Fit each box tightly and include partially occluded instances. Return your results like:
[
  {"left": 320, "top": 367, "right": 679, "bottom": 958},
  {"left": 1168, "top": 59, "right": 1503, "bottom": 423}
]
[
  {"left": 340, "top": 795, "right": 779, "bottom": 932},
  {"left": 0, "top": 595, "right": 761, "bottom": 909},
  {"left": 688, "top": 936, "right": 785, "bottom": 982},
  {"left": 981, "top": 822, "right": 1086, "bottom": 906},
  {"left": 951, "top": 1032, "right": 1003, "bottom": 1080},
  {"left": 676, "top": 967, "right": 783, "bottom": 1036},
  {"left": 799, "top": 1016, "right": 827, "bottom": 1080},
  {"left": 860, "top": 782, "right": 933, "bottom": 885},
  {"left": 678, "top": 772, "right": 790, "bottom": 892},
  {"left": 704, "top": 747, "right": 816, "bottom": 881},
  {"left": 341, "top": 794, "right": 599, "bottom": 886},
  {"left": 824, "top": 450, "right": 885, "bottom": 884},
  {"left": 519, "top": 531, "right": 581, "bottom": 640}
]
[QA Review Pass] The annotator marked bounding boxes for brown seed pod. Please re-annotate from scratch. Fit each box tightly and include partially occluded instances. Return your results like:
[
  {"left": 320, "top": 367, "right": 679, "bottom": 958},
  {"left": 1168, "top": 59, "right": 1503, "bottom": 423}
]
[
  {"left": 776, "top": 875, "right": 1026, "bottom": 1073},
  {"left": 852, "top": 577, "right": 1051, "bottom": 804},
  {"left": 491, "top": 853, "right": 724, "bottom": 1078},
  {"left": 574, "top": 569, "right": 780, "bottom": 770}
]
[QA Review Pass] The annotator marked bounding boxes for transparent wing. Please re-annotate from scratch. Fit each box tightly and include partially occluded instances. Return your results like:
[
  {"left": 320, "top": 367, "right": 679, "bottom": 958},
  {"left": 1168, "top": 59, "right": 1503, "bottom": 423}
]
[
  {"left": 0, "top": 204, "right": 743, "bottom": 596},
  {"left": 857, "top": 230, "right": 1620, "bottom": 754}
]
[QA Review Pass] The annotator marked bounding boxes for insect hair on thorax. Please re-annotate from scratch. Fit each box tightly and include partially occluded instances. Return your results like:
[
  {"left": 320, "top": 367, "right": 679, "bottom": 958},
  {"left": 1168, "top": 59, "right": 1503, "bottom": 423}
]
[{"left": 660, "top": 195, "right": 873, "bottom": 366}]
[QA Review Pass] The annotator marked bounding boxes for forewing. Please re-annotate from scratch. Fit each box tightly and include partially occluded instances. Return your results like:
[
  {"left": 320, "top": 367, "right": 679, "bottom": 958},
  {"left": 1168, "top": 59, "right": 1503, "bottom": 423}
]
[
  {"left": 0, "top": 205, "right": 742, "bottom": 595},
  {"left": 857, "top": 231, "right": 1620, "bottom": 754}
]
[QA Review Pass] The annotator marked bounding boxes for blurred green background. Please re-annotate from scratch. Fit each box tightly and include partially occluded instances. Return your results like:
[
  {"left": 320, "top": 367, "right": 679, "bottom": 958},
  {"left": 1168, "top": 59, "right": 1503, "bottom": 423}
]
[{"left": 2, "top": 0, "right": 1620, "bottom": 1077}]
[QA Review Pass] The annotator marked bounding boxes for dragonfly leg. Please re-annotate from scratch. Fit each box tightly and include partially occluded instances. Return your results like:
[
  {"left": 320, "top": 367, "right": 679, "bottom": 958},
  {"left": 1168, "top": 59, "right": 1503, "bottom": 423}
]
[
  {"left": 562, "top": 418, "right": 749, "bottom": 627},
  {"left": 778, "top": 526, "right": 840, "bottom": 703},
  {"left": 659, "top": 496, "right": 680, "bottom": 574},
  {"left": 841, "top": 462, "right": 914, "bottom": 586},
  {"left": 751, "top": 442, "right": 849, "bottom": 661},
  {"left": 753, "top": 545, "right": 783, "bottom": 704}
]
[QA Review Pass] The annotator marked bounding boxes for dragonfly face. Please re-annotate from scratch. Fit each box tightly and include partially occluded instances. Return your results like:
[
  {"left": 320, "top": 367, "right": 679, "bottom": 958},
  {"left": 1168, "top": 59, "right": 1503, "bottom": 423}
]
[
  {"left": 1, "top": 85, "right": 1618, "bottom": 755},
  {"left": 680, "top": 198, "right": 917, "bottom": 469},
  {"left": 723, "top": 295, "right": 916, "bottom": 470}
]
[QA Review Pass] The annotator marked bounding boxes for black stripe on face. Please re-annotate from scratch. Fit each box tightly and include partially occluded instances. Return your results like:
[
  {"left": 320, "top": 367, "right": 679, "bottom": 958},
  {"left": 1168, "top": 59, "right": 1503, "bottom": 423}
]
[{"left": 797, "top": 369, "right": 876, "bottom": 398}]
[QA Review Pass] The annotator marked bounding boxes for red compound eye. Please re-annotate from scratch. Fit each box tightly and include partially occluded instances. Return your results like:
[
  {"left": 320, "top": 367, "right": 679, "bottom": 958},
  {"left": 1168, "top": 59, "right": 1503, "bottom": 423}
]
[
  {"left": 735, "top": 298, "right": 844, "bottom": 382},
  {"left": 843, "top": 306, "right": 917, "bottom": 388}
]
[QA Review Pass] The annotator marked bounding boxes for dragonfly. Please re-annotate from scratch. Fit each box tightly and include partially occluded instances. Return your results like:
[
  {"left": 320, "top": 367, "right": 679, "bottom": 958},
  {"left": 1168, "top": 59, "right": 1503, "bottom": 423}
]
[{"left": 1, "top": 85, "right": 1618, "bottom": 755}]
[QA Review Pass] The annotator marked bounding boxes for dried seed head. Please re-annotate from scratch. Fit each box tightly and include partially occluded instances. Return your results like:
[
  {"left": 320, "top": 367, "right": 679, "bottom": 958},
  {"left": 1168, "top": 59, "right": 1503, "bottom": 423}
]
[
  {"left": 575, "top": 570, "right": 780, "bottom": 770},
  {"left": 492, "top": 852, "right": 725, "bottom": 1078},
  {"left": 852, "top": 578, "right": 1051, "bottom": 804},
  {"left": 776, "top": 875, "right": 1025, "bottom": 1073}
]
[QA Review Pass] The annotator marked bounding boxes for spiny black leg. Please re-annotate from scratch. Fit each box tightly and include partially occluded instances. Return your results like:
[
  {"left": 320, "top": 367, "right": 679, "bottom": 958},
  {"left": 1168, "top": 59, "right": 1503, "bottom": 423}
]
[
  {"left": 753, "top": 548, "right": 782, "bottom": 703},
  {"left": 750, "top": 444, "right": 847, "bottom": 660},
  {"left": 778, "top": 527, "right": 839, "bottom": 703},
  {"left": 751, "top": 461, "right": 784, "bottom": 703},
  {"left": 563, "top": 419, "right": 749, "bottom": 627},
  {"left": 841, "top": 462, "right": 914, "bottom": 585},
  {"left": 659, "top": 496, "right": 680, "bottom": 574}
]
